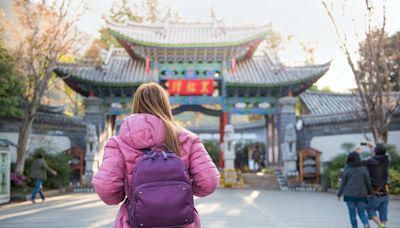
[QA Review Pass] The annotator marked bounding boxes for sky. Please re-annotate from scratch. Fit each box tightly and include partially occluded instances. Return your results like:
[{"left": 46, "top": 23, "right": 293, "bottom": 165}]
[{"left": 3, "top": 0, "right": 400, "bottom": 92}]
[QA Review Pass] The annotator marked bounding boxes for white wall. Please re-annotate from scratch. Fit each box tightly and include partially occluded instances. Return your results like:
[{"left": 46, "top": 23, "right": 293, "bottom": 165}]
[
  {"left": 0, "top": 132, "right": 71, "bottom": 163},
  {"left": 310, "top": 130, "right": 400, "bottom": 162}
]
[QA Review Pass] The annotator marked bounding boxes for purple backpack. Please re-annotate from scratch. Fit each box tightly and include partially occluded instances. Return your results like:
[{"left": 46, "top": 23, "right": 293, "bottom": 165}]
[{"left": 126, "top": 144, "right": 194, "bottom": 228}]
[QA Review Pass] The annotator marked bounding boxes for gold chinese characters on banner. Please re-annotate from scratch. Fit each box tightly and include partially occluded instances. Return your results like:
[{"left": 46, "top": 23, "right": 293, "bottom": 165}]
[{"left": 168, "top": 79, "right": 214, "bottom": 96}]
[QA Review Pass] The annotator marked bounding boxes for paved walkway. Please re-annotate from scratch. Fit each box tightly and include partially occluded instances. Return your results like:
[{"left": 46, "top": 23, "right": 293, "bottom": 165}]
[{"left": 1, "top": 189, "right": 399, "bottom": 228}]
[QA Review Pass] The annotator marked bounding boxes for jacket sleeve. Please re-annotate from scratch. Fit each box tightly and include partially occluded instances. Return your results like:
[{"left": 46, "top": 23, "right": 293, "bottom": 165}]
[
  {"left": 363, "top": 168, "right": 373, "bottom": 194},
  {"left": 42, "top": 160, "right": 50, "bottom": 171},
  {"left": 337, "top": 170, "right": 349, "bottom": 197},
  {"left": 188, "top": 136, "right": 220, "bottom": 197},
  {"left": 92, "top": 137, "right": 125, "bottom": 205},
  {"left": 42, "top": 160, "right": 55, "bottom": 174},
  {"left": 361, "top": 157, "right": 375, "bottom": 169}
]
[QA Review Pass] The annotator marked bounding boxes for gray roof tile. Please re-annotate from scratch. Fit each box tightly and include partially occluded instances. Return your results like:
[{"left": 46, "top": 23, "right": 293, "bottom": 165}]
[
  {"left": 300, "top": 91, "right": 400, "bottom": 125},
  {"left": 108, "top": 20, "right": 270, "bottom": 46},
  {"left": 56, "top": 49, "right": 329, "bottom": 88},
  {"left": 224, "top": 54, "right": 330, "bottom": 85}
]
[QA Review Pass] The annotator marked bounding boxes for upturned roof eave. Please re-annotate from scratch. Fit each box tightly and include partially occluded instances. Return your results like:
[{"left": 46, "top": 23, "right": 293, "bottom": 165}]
[
  {"left": 226, "top": 61, "right": 330, "bottom": 88},
  {"left": 109, "top": 29, "right": 270, "bottom": 48}
]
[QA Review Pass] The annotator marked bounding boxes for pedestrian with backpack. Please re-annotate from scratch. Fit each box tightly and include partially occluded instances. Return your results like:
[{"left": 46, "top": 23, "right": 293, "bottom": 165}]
[
  {"left": 93, "top": 82, "right": 220, "bottom": 228},
  {"left": 337, "top": 152, "right": 372, "bottom": 228}
]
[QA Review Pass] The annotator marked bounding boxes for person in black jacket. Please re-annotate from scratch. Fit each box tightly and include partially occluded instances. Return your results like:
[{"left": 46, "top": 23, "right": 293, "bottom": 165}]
[
  {"left": 338, "top": 152, "right": 372, "bottom": 228},
  {"left": 362, "top": 143, "right": 390, "bottom": 228}
]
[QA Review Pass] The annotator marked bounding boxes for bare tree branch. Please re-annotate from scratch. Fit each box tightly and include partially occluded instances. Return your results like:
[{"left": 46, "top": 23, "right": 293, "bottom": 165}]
[{"left": 322, "top": 0, "right": 399, "bottom": 143}]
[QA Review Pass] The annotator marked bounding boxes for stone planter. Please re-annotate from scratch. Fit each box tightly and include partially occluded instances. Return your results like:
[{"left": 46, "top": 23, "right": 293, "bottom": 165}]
[{"left": 241, "top": 173, "right": 279, "bottom": 189}]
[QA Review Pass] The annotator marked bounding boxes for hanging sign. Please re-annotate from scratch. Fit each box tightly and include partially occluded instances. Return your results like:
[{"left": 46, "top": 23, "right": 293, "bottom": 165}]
[
  {"left": 168, "top": 79, "right": 214, "bottom": 96},
  {"left": 145, "top": 56, "right": 150, "bottom": 73}
]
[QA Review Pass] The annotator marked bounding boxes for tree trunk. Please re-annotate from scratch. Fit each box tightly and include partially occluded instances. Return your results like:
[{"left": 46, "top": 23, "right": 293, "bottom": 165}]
[
  {"left": 15, "top": 113, "right": 33, "bottom": 176},
  {"left": 15, "top": 108, "right": 35, "bottom": 175},
  {"left": 379, "top": 126, "right": 389, "bottom": 144}
]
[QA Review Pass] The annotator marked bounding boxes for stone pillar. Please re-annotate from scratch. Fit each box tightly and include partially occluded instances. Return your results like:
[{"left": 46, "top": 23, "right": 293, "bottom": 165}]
[
  {"left": 84, "top": 97, "right": 104, "bottom": 133},
  {"left": 84, "top": 124, "right": 99, "bottom": 177},
  {"left": 83, "top": 97, "right": 105, "bottom": 183},
  {"left": 220, "top": 125, "right": 236, "bottom": 169},
  {"left": 278, "top": 97, "right": 298, "bottom": 176}
]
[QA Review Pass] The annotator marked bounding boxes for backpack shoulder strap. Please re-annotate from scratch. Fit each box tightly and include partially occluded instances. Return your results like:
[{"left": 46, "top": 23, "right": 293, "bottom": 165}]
[{"left": 141, "top": 148, "right": 152, "bottom": 155}]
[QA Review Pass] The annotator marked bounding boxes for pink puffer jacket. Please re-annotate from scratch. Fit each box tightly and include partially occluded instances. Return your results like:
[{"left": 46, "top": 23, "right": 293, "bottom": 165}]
[{"left": 93, "top": 114, "right": 220, "bottom": 228}]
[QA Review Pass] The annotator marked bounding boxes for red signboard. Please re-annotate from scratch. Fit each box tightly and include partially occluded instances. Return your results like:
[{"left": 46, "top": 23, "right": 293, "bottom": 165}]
[{"left": 168, "top": 79, "right": 214, "bottom": 96}]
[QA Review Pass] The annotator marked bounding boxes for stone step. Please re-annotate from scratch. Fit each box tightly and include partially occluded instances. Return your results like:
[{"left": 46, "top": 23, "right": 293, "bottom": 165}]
[
  {"left": 72, "top": 187, "right": 95, "bottom": 193},
  {"left": 241, "top": 173, "right": 279, "bottom": 190}
]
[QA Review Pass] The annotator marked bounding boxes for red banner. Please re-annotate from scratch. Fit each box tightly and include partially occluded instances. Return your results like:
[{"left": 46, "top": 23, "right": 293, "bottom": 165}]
[{"left": 168, "top": 79, "right": 214, "bottom": 96}]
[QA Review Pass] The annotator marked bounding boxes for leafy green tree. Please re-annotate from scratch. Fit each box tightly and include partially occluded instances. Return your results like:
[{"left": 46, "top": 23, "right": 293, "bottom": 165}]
[
  {"left": 4, "top": 0, "right": 87, "bottom": 175},
  {"left": 109, "top": 0, "right": 144, "bottom": 24},
  {"left": 0, "top": 42, "right": 23, "bottom": 118},
  {"left": 98, "top": 28, "right": 121, "bottom": 49},
  {"left": 85, "top": 0, "right": 162, "bottom": 56},
  {"left": 341, "top": 142, "right": 355, "bottom": 153}
]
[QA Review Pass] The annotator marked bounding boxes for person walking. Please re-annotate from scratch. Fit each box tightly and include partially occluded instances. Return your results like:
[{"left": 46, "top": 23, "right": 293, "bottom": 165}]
[
  {"left": 252, "top": 145, "right": 262, "bottom": 171},
  {"left": 29, "top": 152, "right": 57, "bottom": 203},
  {"left": 362, "top": 143, "right": 390, "bottom": 228},
  {"left": 93, "top": 82, "right": 220, "bottom": 228},
  {"left": 338, "top": 152, "right": 372, "bottom": 228}
]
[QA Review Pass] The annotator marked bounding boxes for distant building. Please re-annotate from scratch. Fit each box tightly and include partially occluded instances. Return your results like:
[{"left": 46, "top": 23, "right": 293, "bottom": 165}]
[
  {"left": 54, "top": 12, "right": 330, "bottom": 168},
  {"left": 298, "top": 91, "right": 400, "bottom": 161}
]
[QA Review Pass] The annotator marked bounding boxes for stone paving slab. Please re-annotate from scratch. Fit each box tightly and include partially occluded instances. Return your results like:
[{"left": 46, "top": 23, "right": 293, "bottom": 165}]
[{"left": 0, "top": 189, "right": 399, "bottom": 228}]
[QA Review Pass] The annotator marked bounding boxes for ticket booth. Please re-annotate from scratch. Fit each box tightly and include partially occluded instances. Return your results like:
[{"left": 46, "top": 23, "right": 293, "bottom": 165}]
[
  {"left": 298, "top": 148, "right": 321, "bottom": 184},
  {"left": 69, "top": 146, "right": 84, "bottom": 186},
  {"left": 0, "top": 139, "right": 12, "bottom": 204}
]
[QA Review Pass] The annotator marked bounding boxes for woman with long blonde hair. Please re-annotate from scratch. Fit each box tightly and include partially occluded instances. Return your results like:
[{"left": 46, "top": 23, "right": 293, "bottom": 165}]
[{"left": 93, "top": 82, "right": 220, "bottom": 228}]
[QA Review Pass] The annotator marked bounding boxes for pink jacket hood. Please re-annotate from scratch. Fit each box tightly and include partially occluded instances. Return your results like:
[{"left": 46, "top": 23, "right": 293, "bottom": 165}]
[{"left": 118, "top": 114, "right": 165, "bottom": 149}]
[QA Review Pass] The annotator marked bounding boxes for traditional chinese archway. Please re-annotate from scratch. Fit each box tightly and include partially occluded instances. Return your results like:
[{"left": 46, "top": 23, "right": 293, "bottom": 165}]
[{"left": 55, "top": 12, "right": 330, "bottom": 169}]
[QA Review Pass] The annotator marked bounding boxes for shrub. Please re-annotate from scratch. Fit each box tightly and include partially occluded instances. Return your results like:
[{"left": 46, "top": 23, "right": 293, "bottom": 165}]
[
  {"left": 10, "top": 172, "right": 28, "bottom": 186},
  {"left": 387, "top": 145, "right": 400, "bottom": 195},
  {"left": 321, "top": 144, "right": 400, "bottom": 195},
  {"left": 203, "top": 141, "right": 219, "bottom": 165},
  {"left": 387, "top": 145, "right": 400, "bottom": 171},
  {"left": 321, "top": 153, "right": 347, "bottom": 190},
  {"left": 24, "top": 148, "right": 71, "bottom": 189},
  {"left": 389, "top": 169, "right": 400, "bottom": 195}
]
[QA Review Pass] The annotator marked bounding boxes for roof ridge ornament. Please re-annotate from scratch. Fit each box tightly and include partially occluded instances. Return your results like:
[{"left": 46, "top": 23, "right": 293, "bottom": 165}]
[
  {"left": 156, "top": 8, "right": 171, "bottom": 37},
  {"left": 210, "top": 8, "right": 225, "bottom": 37}
]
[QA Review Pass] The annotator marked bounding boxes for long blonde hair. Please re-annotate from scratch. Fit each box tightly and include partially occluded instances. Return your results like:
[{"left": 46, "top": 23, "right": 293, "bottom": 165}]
[{"left": 132, "top": 82, "right": 180, "bottom": 155}]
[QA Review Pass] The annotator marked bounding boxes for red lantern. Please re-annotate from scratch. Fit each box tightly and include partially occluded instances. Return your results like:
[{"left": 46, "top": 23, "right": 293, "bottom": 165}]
[
  {"left": 231, "top": 58, "right": 236, "bottom": 75},
  {"left": 145, "top": 56, "right": 150, "bottom": 74}
]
